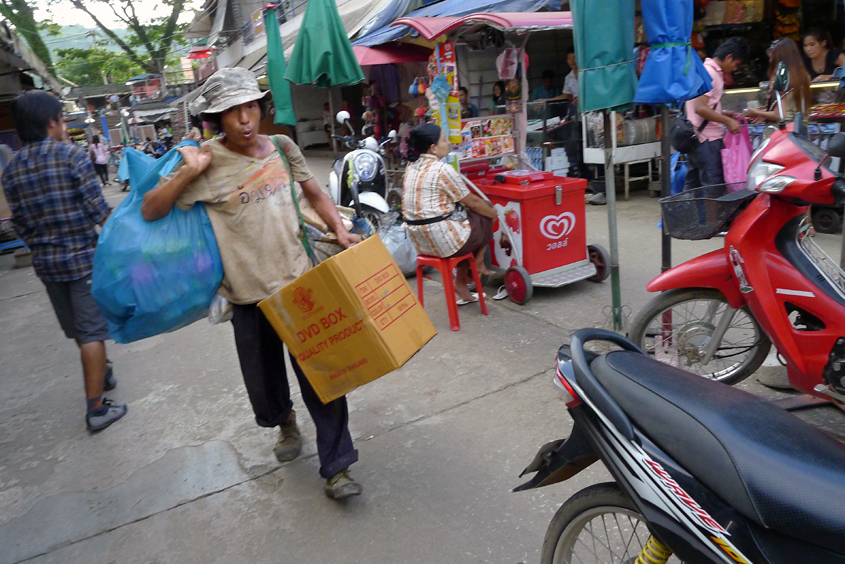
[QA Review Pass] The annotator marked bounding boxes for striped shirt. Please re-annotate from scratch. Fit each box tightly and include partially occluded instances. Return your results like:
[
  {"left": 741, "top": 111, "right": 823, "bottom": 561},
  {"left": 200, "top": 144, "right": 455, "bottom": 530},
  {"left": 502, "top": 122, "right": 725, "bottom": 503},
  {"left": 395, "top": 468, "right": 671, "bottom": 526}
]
[
  {"left": 2, "top": 138, "right": 111, "bottom": 282},
  {"left": 402, "top": 154, "right": 471, "bottom": 257}
]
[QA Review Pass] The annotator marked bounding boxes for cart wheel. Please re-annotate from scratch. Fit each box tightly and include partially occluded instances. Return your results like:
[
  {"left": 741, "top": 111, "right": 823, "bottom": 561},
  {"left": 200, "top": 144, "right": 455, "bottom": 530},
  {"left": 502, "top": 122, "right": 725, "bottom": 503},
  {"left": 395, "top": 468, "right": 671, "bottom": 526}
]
[
  {"left": 812, "top": 207, "right": 842, "bottom": 234},
  {"left": 505, "top": 266, "right": 533, "bottom": 305},
  {"left": 587, "top": 244, "right": 611, "bottom": 282}
]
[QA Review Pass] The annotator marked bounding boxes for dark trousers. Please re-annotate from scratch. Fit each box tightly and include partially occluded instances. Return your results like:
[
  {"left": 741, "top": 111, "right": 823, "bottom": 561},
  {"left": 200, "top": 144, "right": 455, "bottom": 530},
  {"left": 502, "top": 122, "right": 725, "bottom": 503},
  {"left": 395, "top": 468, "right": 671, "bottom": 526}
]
[
  {"left": 94, "top": 163, "right": 108, "bottom": 184},
  {"left": 684, "top": 138, "right": 724, "bottom": 196},
  {"left": 231, "top": 303, "right": 358, "bottom": 478}
]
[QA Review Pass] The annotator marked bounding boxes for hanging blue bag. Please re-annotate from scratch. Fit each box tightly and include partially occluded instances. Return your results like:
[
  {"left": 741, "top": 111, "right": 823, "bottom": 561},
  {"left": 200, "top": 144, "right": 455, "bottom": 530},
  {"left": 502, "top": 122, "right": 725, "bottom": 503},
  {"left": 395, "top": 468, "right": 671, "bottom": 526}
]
[
  {"left": 670, "top": 152, "right": 687, "bottom": 196},
  {"left": 92, "top": 141, "right": 224, "bottom": 343}
]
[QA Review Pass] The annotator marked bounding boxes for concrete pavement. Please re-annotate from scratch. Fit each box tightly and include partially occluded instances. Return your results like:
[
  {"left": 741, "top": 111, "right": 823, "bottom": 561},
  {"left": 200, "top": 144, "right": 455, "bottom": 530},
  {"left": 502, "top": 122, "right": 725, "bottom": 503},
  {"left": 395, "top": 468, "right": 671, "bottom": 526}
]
[{"left": 1, "top": 164, "right": 844, "bottom": 563}]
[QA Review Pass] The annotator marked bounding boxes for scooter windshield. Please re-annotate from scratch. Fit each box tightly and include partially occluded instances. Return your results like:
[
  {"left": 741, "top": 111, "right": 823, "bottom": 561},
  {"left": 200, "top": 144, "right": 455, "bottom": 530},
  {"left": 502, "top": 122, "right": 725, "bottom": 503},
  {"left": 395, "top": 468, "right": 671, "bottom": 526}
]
[{"left": 789, "top": 132, "right": 829, "bottom": 166}]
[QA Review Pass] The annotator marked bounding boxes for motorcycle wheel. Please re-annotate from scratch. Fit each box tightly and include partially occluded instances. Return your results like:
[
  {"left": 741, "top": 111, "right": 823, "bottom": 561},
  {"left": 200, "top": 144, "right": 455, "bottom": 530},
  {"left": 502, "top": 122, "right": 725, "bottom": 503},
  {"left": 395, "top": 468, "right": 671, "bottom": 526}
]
[
  {"left": 360, "top": 205, "right": 384, "bottom": 232},
  {"left": 542, "top": 483, "right": 683, "bottom": 564},
  {"left": 629, "top": 288, "right": 771, "bottom": 385}
]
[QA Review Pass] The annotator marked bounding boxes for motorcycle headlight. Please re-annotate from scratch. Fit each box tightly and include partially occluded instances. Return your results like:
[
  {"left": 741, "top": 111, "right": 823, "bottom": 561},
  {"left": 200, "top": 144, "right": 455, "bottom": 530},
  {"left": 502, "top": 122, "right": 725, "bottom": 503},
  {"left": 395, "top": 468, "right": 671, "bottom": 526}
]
[
  {"left": 354, "top": 153, "right": 378, "bottom": 182},
  {"left": 757, "top": 175, "right": 797, "bottom": 194},
  {"left": 746, "top": 159, "right": 784, "bottom": 192}
]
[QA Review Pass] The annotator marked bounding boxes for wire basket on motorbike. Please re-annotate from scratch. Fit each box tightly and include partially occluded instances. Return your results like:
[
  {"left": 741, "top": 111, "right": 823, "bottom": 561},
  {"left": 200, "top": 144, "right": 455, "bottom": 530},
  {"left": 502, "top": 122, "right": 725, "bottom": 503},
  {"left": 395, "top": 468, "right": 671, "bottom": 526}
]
[{"left": 660, "top": 184, "right": 756, "bottom": 240}]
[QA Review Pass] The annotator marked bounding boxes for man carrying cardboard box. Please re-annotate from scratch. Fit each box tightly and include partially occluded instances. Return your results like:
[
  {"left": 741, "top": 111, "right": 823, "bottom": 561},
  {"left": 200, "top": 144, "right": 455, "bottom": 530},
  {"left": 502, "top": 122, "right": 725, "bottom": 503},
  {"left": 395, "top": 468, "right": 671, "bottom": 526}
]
[{"left": 140, "top": 68, "right": 364, "bottom": 500}]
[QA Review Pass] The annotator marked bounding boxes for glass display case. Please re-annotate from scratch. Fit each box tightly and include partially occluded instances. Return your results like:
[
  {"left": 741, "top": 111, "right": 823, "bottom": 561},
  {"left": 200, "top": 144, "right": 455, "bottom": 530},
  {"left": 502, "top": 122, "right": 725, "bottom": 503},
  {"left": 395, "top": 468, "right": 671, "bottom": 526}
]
[{"left": 524, "top": 99, "right": 579, "bottom": 174}]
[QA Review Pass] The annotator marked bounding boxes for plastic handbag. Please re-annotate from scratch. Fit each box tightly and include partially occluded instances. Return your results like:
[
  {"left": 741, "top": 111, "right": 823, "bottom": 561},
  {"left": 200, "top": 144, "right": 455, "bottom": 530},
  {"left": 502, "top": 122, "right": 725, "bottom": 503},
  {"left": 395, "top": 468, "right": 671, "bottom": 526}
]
[
  {"left": 721, "top": 120, "right": 753, "bottom": 190},
  {"left": 92, "top": 141, "right": 224, "bottom": 343}
]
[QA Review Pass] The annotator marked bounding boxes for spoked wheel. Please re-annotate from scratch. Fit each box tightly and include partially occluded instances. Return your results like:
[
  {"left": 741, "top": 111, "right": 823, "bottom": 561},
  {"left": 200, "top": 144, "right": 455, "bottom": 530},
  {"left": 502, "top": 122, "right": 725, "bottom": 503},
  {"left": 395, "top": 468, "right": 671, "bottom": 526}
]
[
  {"left": 360, "top": 205, "right": 384, "bottom": 232},
  {"left": 542, "top": 483, "right": 683, "bottom": 564},
  {"left": 587, "top": 244, "right": 610, "bottom": 282},
  {"left": 505, "top": 265, "right": 533, "bottom": 305},
  {"left": 629, "top": 288, "right": 770, "bottom": 385}
]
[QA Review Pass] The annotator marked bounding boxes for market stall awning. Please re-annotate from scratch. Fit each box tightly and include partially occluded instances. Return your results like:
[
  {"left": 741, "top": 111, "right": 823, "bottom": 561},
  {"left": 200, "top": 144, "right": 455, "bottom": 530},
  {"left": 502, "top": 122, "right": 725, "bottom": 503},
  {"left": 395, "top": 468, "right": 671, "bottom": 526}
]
[
  {"left": 132, "top": 107, "right": 175, "bottom": 123},
  {"left": 354, "top": 0, "right": 562, "bottom": 47},
  {"left": 235, "top": 49, "right": 267, "bottom": 71},
  {"left": 391, "top": 12, "right": 573, "bottom": 41},
  {"left": 633, "top": 0, "right": 711, "bottom": 104},
  {"left": 352, "top": 43, "right": 432, "bottom": 65}
]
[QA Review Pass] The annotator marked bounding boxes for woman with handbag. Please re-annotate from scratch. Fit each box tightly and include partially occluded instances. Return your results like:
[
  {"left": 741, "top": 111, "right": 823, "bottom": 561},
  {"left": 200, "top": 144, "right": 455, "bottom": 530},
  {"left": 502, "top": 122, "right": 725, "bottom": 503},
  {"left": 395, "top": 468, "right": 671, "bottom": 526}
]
[
  {"left": 139, "top": 67, "right": 364, "bottom": 500},
  {"left": 402, "top": 124, "right": 496, "bottom": 305}
]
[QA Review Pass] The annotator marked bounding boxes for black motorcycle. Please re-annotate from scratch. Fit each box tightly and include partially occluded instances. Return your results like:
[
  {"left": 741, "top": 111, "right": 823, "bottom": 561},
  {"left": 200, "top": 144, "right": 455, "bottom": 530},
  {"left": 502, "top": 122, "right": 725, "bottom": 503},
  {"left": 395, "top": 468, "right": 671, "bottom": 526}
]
[{"left": 516, "top": 328, "right": 845, "bottom": 564}]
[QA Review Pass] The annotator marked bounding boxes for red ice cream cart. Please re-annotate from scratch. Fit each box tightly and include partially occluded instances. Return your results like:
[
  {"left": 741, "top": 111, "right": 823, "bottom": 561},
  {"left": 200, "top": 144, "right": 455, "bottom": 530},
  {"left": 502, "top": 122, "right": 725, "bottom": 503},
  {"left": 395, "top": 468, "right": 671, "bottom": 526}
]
[{"left": 468, "top": 170, "right": 609, "bottom": 304}]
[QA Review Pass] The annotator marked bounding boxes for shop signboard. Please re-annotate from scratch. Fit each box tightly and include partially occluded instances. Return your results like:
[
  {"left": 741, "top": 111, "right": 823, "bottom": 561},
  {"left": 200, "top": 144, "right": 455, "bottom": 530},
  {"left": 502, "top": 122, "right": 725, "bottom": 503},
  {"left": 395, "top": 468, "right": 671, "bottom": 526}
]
[{"left": 457, "top": 115, "right": 515, "bottom": 162}]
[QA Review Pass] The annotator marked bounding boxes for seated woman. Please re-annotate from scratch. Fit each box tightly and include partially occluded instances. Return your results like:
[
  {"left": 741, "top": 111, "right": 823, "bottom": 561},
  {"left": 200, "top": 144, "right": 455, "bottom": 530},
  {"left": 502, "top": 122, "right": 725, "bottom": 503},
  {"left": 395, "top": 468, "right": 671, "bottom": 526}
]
[{"left": 402, "top": 124, "right": 497, "bottom": 304}]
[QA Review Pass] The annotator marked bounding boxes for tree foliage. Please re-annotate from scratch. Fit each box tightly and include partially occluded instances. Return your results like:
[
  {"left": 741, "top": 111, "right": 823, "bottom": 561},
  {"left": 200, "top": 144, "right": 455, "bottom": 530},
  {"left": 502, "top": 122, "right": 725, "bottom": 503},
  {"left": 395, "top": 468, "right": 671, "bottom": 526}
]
[
  {"left": 66, "top": 0, "right": 188, "bottom": 74},
  {"left": 0, "top": 0, "right": 53, "bottom": 65},
  {"left": 54, "top": 46, "right": 145, "bottom": 85}
]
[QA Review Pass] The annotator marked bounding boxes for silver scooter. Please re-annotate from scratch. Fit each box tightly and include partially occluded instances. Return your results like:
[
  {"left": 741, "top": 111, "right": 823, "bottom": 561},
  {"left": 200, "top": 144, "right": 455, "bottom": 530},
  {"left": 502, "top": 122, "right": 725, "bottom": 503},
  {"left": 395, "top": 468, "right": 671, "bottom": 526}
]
[{"left": 328, "top": 111, "right": 396, "bottom": 230}]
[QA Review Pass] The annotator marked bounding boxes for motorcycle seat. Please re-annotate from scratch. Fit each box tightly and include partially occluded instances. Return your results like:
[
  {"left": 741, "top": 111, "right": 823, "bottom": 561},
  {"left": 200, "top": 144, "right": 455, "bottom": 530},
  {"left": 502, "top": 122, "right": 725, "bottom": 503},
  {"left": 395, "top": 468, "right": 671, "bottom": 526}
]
[{"left": 590, "top": 351, "right": 845, "bottom": 555}]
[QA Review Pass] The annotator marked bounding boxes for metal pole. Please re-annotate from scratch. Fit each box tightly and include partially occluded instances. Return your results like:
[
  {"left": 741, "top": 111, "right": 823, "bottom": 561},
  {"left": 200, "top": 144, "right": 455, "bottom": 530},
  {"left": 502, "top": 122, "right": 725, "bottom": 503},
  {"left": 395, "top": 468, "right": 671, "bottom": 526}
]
[
  {"left": 604, "top": 110, "right": 623, "bottom": 331},
  {"left": 329, "top": 86, "right": 337, "bottom": 159},
  {"left": 660, "top": 105, "right": 672, "bottom": 273}
]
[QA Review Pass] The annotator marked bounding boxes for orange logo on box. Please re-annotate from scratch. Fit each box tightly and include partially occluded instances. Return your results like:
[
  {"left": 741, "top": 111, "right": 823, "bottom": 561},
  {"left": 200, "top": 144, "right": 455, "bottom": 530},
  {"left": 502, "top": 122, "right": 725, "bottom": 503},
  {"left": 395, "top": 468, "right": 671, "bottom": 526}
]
[{"left": 293, "top": 287, "right": 315, "bottom": 313}]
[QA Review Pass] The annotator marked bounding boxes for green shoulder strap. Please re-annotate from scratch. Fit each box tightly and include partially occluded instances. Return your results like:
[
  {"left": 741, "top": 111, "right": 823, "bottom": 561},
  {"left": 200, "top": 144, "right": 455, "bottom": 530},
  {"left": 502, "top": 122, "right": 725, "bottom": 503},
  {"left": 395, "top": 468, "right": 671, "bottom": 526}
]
[{"left": 270, "top": 135, "right": 317, "bottom": 266}]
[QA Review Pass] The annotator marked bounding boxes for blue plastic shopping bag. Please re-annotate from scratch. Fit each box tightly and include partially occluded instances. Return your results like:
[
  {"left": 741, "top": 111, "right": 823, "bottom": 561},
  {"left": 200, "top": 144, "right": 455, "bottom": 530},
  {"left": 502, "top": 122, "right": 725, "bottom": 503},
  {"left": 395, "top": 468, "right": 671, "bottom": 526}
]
[
  {"left": 670, "top": 152, "right": 687, "bottom": 196},
  {"left": 92, "top": 141, "right": 224, "bottom": 343}
]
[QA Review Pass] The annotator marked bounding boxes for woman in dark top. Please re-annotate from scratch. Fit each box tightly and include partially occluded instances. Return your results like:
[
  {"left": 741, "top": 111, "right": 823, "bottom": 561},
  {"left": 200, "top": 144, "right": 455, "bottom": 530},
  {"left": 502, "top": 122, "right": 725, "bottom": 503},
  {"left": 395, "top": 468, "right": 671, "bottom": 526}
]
[
  {"left": 802, "top": 29, "right": 845, "bottom": 82},
  {"left": 488, "top": 81, "right": 507, "bottom": 114}
]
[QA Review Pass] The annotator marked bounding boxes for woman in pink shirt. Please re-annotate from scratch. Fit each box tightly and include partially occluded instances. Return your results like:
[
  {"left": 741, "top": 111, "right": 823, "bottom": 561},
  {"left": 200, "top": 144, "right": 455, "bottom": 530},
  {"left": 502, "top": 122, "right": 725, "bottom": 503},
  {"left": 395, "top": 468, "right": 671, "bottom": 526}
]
[{"left": 87, "top": 135, "right": 111, "bottom": 187}]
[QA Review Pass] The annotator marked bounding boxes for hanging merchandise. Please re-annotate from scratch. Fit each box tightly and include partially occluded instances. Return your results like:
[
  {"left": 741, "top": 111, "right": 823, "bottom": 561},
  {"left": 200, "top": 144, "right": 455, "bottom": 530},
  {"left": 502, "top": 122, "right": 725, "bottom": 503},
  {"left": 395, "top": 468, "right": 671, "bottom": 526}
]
[
  {"left": 428, "top": 42, "right": 461, "bottom": 144},
  {"left": 497, "top": 48, "right": 520, "bottom": 80}
]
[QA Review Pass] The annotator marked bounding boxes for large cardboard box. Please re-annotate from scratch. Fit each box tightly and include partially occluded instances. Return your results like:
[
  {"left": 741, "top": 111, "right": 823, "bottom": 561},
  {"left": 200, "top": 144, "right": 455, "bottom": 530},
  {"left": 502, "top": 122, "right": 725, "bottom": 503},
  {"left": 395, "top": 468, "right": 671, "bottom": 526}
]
[{"left": 259, "top": 236, "right": 437, "bottom": 404}]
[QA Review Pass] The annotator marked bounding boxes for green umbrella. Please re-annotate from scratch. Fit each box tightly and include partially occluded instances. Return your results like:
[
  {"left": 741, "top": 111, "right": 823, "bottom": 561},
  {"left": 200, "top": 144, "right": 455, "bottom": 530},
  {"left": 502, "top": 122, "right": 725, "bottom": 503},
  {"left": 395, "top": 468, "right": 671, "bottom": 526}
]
[
  {"left": 571, "top": 0, "right": 637, "bottom": 113},
  {"left": 284, "top": 0, "right": 365, "bottom": 156},
  {"left": 264, "top": 5, "right": 296, "bottom": 126},
  {"left": 284, "top": 0, "right": 365, "bottom": 87},
  {"left": 571, "top": 0, "right": 637, "bottom": 332}
]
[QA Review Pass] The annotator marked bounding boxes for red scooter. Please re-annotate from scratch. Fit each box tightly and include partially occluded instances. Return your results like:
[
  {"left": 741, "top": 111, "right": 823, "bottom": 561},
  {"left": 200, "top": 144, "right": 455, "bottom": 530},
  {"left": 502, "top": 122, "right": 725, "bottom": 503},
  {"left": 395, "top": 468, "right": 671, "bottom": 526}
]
[{"left": 630, "top": 68, "right": 845, "bottom": 405}]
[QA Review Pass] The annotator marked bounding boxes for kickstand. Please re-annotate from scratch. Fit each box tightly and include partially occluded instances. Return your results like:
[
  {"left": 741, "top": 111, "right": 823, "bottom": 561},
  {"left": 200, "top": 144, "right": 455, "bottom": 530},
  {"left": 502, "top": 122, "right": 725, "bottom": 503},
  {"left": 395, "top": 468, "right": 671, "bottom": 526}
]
[{"left": 772, "top": 394, "right": 845, "bottom": 413}]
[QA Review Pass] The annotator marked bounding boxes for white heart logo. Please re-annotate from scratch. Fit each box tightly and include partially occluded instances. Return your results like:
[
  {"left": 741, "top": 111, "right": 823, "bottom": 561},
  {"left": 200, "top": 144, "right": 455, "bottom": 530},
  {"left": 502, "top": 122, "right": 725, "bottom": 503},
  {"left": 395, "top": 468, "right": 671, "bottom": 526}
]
[{"left": 540, "top": 212, "right": 576, "bottom": 240}]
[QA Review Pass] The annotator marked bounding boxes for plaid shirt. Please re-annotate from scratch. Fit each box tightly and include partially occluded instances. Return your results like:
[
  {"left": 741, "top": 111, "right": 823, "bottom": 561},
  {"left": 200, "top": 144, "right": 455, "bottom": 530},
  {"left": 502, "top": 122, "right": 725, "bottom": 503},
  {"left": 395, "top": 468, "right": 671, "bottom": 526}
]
[{"left": 2, "top": 138, "right": 111, "bottom": 282}]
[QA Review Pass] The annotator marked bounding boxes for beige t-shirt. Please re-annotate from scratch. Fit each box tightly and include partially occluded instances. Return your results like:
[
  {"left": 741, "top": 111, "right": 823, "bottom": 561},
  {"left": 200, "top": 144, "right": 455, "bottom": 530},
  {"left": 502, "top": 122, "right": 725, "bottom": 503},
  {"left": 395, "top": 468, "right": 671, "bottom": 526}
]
[{"left": 173, "top": 135, "right": 314, "bottom": 304}]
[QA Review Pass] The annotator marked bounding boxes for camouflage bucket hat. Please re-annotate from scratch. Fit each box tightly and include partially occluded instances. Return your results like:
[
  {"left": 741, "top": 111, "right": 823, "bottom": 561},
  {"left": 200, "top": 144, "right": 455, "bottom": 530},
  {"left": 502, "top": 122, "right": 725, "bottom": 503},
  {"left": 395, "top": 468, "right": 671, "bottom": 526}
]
[{"left": 189, "top": 67, "right": 272, "bottom": 119}]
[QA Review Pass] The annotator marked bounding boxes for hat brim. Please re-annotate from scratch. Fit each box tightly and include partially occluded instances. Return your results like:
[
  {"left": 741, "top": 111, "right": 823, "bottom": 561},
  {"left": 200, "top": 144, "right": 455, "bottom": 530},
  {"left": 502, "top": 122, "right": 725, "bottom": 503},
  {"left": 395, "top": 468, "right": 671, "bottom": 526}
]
[{"left": 199, "top": 89, "right": 273, "bottom": 121}]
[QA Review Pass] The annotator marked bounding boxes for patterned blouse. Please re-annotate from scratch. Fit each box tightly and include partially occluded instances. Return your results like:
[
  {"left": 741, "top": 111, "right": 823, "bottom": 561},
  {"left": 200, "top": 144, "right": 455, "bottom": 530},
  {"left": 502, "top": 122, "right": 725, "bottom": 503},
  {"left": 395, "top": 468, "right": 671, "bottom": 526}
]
[{"left": 402, "top": 154, "right": 471, "bottom": 258}]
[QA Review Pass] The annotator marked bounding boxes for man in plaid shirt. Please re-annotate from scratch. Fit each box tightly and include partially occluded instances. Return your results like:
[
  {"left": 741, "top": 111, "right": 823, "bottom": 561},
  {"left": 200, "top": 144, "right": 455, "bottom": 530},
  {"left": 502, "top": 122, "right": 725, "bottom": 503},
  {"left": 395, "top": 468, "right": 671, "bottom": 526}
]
[{"left": 3, "top": 91, "right": 127, "bottom": 431}]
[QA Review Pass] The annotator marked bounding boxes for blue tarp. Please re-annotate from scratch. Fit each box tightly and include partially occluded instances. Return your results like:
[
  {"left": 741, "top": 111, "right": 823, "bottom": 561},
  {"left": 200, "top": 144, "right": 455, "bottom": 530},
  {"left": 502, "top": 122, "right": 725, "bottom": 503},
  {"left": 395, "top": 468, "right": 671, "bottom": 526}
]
[
  {"left": 353, "top": 0, "right": 561, "bottom": 47},
  {"left": 100, "top": 116, "right": 110, "bottom": 142},
  {"left": 633, "top": 0, "right": 711, "bottom": 104},
  {"left": 356, "top": 0, "right": 427, "bottom": 41}
]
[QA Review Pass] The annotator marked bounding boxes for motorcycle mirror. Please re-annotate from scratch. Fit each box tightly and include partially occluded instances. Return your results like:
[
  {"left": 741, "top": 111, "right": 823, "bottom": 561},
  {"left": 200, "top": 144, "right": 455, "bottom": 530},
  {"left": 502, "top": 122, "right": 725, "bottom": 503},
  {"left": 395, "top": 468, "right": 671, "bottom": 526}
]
[
  {"left": 388, "top": 130, "right": 397, "bottom": 140},
  {"left": 828, "top": 132, "right": 845, "bottom": 158},
  {"left": 773, "top": 62, "right": 790, "bottom": 92},
  {"left": 336, "top": 111, "right": 351, "bottom": 124}
]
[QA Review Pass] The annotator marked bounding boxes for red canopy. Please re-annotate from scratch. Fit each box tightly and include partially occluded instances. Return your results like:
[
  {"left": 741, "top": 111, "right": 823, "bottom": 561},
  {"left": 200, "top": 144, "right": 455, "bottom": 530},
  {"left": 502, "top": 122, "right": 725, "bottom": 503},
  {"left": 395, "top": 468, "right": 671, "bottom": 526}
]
[
  {"left": 352, "top": 43, "right": 433, "bottom": 66},
  {"left": 391, "top": 12, "right": 573, "bottom": 41}
]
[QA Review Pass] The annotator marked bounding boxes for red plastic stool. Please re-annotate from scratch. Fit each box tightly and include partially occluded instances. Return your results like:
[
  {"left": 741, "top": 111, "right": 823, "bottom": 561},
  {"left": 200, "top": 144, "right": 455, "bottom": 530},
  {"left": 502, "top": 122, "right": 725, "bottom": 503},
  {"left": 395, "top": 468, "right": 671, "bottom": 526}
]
[{"left": 416, "top": 253, "right": 488, "bottom": 331}]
